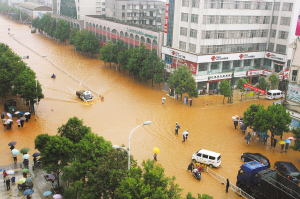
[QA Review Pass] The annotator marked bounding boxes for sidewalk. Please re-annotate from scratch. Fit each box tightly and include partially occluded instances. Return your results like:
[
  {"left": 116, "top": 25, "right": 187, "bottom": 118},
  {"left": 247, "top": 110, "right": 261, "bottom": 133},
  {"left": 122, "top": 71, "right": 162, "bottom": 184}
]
[{"left": 0, "top": 162, "right": 62, "bottom": 198}]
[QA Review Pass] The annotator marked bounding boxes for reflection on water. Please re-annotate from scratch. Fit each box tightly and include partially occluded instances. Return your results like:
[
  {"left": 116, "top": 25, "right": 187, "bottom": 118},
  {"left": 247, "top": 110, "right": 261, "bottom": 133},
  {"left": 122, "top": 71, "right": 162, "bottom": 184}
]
[{"left": 0, "top": 16, "right": 299, "bottom": 198}]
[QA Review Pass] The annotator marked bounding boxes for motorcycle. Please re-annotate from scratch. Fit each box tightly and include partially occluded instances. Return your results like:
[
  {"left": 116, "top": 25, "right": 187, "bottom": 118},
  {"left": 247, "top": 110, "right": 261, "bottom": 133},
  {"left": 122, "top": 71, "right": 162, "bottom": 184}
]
[{"left": 193, "top": 171, "right": 201, "bottom": 181}]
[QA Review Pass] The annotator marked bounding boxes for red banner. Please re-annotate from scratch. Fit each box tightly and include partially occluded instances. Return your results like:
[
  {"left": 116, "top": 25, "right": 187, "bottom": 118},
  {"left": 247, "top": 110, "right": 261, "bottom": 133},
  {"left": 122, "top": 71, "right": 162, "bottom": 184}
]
[
  {"left": 243, "top": 84, "right": 266, "bottom": 94},
  {"left": 164, "top": 4, "right": 169, "bottom": 33}
]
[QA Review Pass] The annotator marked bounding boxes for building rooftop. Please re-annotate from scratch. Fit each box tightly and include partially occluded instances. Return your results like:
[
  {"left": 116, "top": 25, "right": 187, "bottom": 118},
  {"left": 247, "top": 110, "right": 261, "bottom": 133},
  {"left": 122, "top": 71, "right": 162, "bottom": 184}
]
[
  {"left": 19, "top": 2, "right": 52, "bottom": 11},
  {"left": 87, "top": 15, "right": 162, "bottom": 32}
]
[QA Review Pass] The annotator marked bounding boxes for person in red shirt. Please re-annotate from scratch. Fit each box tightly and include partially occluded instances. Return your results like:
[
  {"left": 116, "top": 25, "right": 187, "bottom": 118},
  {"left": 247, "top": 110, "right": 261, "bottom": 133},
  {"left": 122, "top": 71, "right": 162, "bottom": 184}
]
[{"left": 3, "top": 170, "right": 7, "bottom": 183}]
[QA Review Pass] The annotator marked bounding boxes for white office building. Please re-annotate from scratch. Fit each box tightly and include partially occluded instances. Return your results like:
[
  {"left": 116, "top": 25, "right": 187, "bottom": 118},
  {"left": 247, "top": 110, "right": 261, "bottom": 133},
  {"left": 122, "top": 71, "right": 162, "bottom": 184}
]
[{"left": 162, "top": 0, "right": 300, "bottom": 92}]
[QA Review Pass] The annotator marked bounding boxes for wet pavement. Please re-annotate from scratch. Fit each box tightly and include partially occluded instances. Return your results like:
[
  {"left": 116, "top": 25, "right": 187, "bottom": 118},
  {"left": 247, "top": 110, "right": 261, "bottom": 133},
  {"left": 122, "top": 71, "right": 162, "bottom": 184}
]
[{"left": 0, "top": 15, "right": 300, "bottom": 198}]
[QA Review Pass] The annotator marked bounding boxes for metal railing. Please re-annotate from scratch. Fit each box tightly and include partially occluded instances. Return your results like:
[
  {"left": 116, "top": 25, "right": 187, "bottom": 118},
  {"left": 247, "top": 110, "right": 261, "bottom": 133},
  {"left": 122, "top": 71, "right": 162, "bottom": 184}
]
[
  {"left": 10, "top": 35, "right": 100, "bottom": 97},
  {"left": 206, "top": 167, "right": 255, "bottom": 199}
]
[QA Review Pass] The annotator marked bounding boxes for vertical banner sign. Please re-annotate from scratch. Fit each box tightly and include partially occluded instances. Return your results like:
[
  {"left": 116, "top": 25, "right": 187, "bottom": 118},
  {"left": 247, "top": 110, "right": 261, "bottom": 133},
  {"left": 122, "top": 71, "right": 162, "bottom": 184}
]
[
  {"left": 164, "top": 4, "right": 169, "bottom": 33},
  {"left": 296, "top": 6, "right": 300, "bottom": 36}
]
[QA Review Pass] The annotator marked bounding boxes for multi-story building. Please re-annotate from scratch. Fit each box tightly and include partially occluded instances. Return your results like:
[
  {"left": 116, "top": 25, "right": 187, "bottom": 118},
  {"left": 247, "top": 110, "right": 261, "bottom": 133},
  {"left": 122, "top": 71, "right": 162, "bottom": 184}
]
[
  {"left": 54, "top": 0, "right": 105, "bottom": 20},
  {"left": 105, "top": 0, "right": 166, "bottom": 31},
  {"left": 162, "top": 0, "right": 300, "bottom": 93}
]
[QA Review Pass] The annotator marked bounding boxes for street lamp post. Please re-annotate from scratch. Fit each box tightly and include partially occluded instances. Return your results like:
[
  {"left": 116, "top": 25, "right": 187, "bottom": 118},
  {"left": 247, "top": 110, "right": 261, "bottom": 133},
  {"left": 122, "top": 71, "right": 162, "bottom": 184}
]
[
  {"left": 34, "top": 55, "right": 47, "bottom": 116},
  {"left": 113, "top": 121, "right": 152, "bottom": 170}
]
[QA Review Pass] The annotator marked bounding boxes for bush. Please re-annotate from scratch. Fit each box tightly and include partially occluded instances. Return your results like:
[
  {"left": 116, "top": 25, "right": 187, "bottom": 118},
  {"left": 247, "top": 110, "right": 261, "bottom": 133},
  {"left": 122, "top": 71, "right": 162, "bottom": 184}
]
[{"left": 63, "top": 187, "right": 76, "bottom": 199}]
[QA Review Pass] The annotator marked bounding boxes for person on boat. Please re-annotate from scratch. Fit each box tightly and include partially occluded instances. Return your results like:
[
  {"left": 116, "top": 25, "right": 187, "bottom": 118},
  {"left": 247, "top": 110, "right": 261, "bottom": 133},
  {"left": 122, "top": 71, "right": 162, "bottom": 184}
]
[{"left": 51, "top": 74, "right": 56, "bottom": 78}]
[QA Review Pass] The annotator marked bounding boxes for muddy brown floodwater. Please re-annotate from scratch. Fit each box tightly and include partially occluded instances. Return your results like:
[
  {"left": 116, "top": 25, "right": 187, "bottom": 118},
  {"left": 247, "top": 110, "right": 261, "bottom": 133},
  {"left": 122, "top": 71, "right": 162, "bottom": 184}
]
[{"left": 0, "top": 16, "right": 299, "bottom": 198}]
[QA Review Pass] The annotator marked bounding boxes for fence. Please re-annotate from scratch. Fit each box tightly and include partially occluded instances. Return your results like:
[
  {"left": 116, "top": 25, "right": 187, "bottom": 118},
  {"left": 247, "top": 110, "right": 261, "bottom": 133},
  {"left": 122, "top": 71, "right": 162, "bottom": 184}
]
[
  {"left": 10, "top": 34, "right": 100, "bottom": 97},
  {"left": 206, "top": 167, "right": 255, "bottom": 199}
]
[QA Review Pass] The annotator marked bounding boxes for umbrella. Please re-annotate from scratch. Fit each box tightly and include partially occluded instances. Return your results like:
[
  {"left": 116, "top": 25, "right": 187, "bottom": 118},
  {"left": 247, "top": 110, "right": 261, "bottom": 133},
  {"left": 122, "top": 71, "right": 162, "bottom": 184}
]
[
  {"left": 7, "top": 113, "right": 12, "bottom": 118},
  {"left": 8, "top": 141, "right": 17, "bottom": 146},
  {"left": 20, "top": 117, "right": 26, "bottom": 121},
  {"left": 14, "top": 111, "right": 20, "bottom": 114},
  {"left": 284, "top": 139, "right": 291, "bottom": 144},
  {"left": 19, "top": 112, "right": 24, "bottom": 115},
  {"left": 1, "top": 112, "right": 6, "bottom": 115},
  {"left": 162, "top": 97, "right": 166, "bottom": 100},
  {"left": 23, "top": 189, "right": 34, "bottom": 195},
  {"left": 22, "top": 154, "right": 30, "bottom": 159},
  {"left": 279, "top": 140, "right": 286, "bottom": 145},
  {"left": 32, "top": 152, "right": 40, "bottom": 157},
  {"left": 16, "top": 119, "right": 20, "bottom": 123},
  {"left": 176, "top": 124, "right": 181, "bottom": 129},
  {"left": 183, "top": 131, "right": 189, "bottom": 135},
  {"left": 263, "top": 134, "right": 270, "bottom": 138},
  {"left": 53, "top": 194, "right": 63, "bottom": 199},
  {"left": 26, "top": 177, "right": 33, "bottom": 183},
  {"left": 287, "top": 137, "right": 296, "bottom": 140},
  {"left": 153, "top": 147, "right": 160, "bottom": 154},
  {"left": 233, "top": 119, "right": 239, "bottom": 122},
  {"left": 4, "top": 120, "right": 10, "bottom": 124},
  {"left": 0, "top": 168, "right": 6, "bottom": 172},
  {"left": 17, "top": 177, "right": 27, "bottom": 184},
  {"left": 7, "top": 119, "right": 13, "bottom": 122},
  {"left": 20, "top": 148, "right": 30, "bottom": 154},
  {"left": 43, "top": 191, "right": 52, "bottom": 196},
  {"left": 22, "top": 168, "right": 29, "bottom": 173},
  {"left": 7, "top": 170, "right": 14, "bottom": 175},
  {"left": 12, "top": 149, "right": 20, "bottom": 155},
  {"left": 2, "top": 118, "right": 7, "bottom": 121},
  {"left": 48, "top": 174, "right": 55, "bottom": 180},
  {"left": 24, "top": 112, "right": 30, "bottom": 115}
]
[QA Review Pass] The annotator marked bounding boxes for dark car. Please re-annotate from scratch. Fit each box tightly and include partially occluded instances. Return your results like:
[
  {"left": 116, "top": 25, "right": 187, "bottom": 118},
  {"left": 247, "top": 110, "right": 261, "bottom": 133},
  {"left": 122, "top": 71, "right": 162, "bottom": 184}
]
[
  {"left": 275, "top": 161, "right": 300, "bottom": 184},
  {"left": 241, "top": 153, "right": 270, "bottom": 168}
]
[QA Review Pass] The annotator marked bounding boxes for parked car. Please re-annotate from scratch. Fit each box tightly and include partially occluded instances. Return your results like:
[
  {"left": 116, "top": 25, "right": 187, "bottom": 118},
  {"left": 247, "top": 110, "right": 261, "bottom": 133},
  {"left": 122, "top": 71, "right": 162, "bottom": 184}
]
[
  {"left": 241, "top": 153, "right": 270, "bottom": 168},
  {"left": 274, "top": 161, "right": 300, "bottom": 184}
]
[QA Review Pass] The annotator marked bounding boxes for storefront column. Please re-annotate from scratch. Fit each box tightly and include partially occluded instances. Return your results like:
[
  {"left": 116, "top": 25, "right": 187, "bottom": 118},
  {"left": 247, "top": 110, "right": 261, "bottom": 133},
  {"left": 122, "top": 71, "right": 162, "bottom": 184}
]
[
  {"left": 230, "top": 61, "right": 233, "bottom": 70},
  {"left": 206, "top": 82, "right": 210, "bottom": 94},
  {"left": 250, "top": 59, "right": 254, "bottom": 68},
  {"left": 271, "top": 61, "right": 274, "bottom": 70}
]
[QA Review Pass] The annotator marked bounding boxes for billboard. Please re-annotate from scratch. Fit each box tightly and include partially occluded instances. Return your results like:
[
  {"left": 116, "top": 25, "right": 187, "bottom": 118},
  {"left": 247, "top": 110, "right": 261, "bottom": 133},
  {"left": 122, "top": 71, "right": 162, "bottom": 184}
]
[
  {"left": 296, "top": 7, "right": 300, "bottom": 36},
  {"left": 164, "top": 4, "right": 169, "bottom": 33}
]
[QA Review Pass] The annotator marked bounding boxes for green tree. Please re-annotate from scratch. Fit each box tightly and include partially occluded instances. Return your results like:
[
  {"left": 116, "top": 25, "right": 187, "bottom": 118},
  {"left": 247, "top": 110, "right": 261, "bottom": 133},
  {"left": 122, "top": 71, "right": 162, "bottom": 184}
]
[
  {"left": 49, "top": 18, "right": 57, "bottom": 37},
  {"left": 115, "top": 159, "right": 183, "bottom": 199},
  {"left": 81, "top": 31, "right": 100, "bottom": 56},
  {"left": 243, "top": 104, "right": 261, "bottom": 128},
  {"left": 267, "top": 104, "right": 291, "bottom": 141},
  {"left": 268, "top": 74, "right": 279, "bottom": 90},
  {"left": 55, "top": 19, "right": 70, "bottom": 43},
  {"left": 112, "top": 39, "right": 126, "bottom": 68},
  {"left": 34, "top": 134, "right": 51, "bottom": 153},
  {"left": 69, "top": 27, "right": 78, "bottom": 45},
  {"left": 186, "top": 193, "right": 213, "bottom": 199},
  {"left": 62, "top": 133, "right": 112, "bottom": 188},
  {"left": 74, "top": 29, "right": 88, "bottom": 52},
  {"left": 0, "top": 69, "right": 11, "bottom": 98},
  {"left": 99, "top": 41, "right": 114, "bottom": 66},
  {"left": 218, "top": 80, "right": 232, "bottom": 104},
  {"left": 252, "top": 105, "right": 270, "bottom": 133},
  {"left": 291, "top": 127, "right": 300, "bottom": 152},
  {"left": 57, "top": 117, "right": 91, "bottom": 144},
  {"left": 236, "top": 78, "right": 249, "bottom": 101},
  {"left": 127, "top": 44, "right": 149, "bottom": 76},
  {"left": 256, "top": 77, "right": 268, "bottom": 98},
  {"left": 118, "top": 47, "right": 130, "bottom": 71},
  {"left": 32, "top": 17, "right": 40, "bottom": 28},
  {"left": 167, "top": 65, "right": 198, "bottom": 99},
  {"left": 41, "top": 136, "right": 74, "bottom": 187}
]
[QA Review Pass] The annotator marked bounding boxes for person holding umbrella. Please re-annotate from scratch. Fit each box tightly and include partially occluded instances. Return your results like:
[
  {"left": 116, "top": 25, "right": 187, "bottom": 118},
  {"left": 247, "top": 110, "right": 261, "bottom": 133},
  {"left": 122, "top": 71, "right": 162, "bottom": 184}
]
[
  {"left": 175, "top": 122, "right": 180, "bottom": 135},
  {"left": 245, "top": 133, "right": 251, "bottom": 145}
]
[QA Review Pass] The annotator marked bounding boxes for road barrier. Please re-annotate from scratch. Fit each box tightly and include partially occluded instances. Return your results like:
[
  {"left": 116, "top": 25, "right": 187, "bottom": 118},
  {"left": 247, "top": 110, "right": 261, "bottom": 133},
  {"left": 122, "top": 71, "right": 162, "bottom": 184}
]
[
  {"left": 10, "top": 35, "right": 100, "bottom": 97},
  {"left": 206, "top": 167, "right": 255, "bottom": 199}
]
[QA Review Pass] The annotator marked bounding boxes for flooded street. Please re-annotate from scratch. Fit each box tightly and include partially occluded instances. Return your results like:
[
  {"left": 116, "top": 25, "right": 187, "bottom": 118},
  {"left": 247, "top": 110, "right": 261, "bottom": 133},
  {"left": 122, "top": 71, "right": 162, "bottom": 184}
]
[{"left": 1, "top": 16, "right": 299, "bottom": 198}]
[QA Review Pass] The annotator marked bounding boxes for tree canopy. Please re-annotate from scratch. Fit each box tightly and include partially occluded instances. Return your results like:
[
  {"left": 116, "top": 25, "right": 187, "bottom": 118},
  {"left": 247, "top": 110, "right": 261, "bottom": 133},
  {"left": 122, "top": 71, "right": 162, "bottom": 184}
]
[
  {"left": 268, "top": 74, "right": 279, "bottom": 90},
  {"left": 219, "top": 80, "right": 232, "bottom": 104},
  {"left": 167, "top": 66, "right": 198, "bottom": 99},
  {"left": 256, "top": 77, "right": 268, "bottom": 98},
  {"left": 236, "top": 78, "right": 249, "bottom": 101}
]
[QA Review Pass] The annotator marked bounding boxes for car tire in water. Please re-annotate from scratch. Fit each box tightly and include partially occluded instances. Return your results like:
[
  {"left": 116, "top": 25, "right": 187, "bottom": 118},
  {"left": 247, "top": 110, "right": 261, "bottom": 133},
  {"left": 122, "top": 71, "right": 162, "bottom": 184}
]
[
  {"left": 209, "top": 164, "right": 213, "bottom": 168},
  {"left": 192, "top": 159, "right": 196, "bottom": 163},
  {"left": 241, "top": 157, "right": 245, "bottom": 162}
]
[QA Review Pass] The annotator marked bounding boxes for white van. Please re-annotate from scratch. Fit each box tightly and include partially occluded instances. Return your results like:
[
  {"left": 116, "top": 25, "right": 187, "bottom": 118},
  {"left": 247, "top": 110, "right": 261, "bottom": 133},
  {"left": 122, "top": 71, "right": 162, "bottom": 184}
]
[
  {"left": 266, "top": 90, "right": 283, "bottom": 100},
  {"left": 191, "top": 149, "right": 221, "bottom": 168}
]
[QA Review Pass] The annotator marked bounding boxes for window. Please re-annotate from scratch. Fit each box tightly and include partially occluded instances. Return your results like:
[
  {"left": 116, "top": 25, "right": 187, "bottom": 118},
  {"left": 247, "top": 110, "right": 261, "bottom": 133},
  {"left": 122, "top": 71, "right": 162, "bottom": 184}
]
[
  {"left": 192, "top": 0, "right": 199, "bottom": 8},
  {"left": 102, "top": 8, "right": 105, "bottom": 11},
  {"left": 254, "top": 59, "right": 262, "bottom": 68},
  {"left": 78, "top": 6, "right": 80, "bottom": 11},
  {"left": 274, "top": 2, "right": 280, "bottom": 11},
  {"left": 191, "top": 14, "right": 198, "bottom": 23},
  {"left": 122, "top": 5, "right": 125, "bottom": 10},
  {"left": 197, "top": 153, "right": 202, "bottom": 157},
  {"left": 208, "top": 156, "right": 216, "bottom": 160},
  {"left": 276, "top": 44, "right": 286, "bottom": 54},
  {"left": 127, "top": 13, "right": 131, "bottom": 17},
  {"left": 256, "top": 2, "right": 261, "bottom": 10},
  {"left": 272, "top": 16, "right": 278, "bottom": 24},
  {"left": 278, "top": 31, "right": 288, "bottom": 39},
  {"left": 180, "top": 27, "right": 187, "bottom": 36},
  {"left": 198, "top": 63, "right": 207, "bottom": 71},
  {"left": 235, "top": 1, "right": 239, "bottom": 9},
  {"left": 233, "top": 60, "right": 240, "bottom": 67},
  {"left": 220, "top": 16, "right": 226, "bottom": 24},
  {"left": 218, "top": 31, "right": 225, "bottom": 39},
  {"left": 122, "top": 13, "right": 125, "bottom": 17},
  {"left": 210, "top": 0, "right": 216, "bottom": 8},
  {"left": 203, "top": 154, "right": 208, "bottom": 159},
  {"left": 270, "top": 30, "right": 276, "bottom": 38},
  {"left": 189, "top": 43, "right": 196, "bottom": 53},
  {"left": 211, "top": 62, "right": 219, "bottom": 70},
  {"left": 244, "top": 1, "right": 251, "bottom": 9},
  {"left": 282, "top": 3, "right": 293, "bottom": 11},
  {"left": 165, "top": 54, "right": 173, "bottom": 63},
  {"left": 263, "top": 16, "right": 270, "bottom": 24},
  {"left": 182, "top": 0, "right": 189, "bottom": 7},
  {"left": 261, "top": 30, "right": 268, "bottom": 37},
  {"left": 280, "top": 17, "right": 291, "bottom": 26},
  {"left": 102, "top": 2, "right": 105, "bottom": 5},
  {"left": 179, "top": 41, "right": 186, "bottom": 51},
  {"left": 244, "top": 59, "right": 251, "bottom": 67},
  {"left": 181, "top": 13, "right": 188, "bottom": 22},
  {"left": 265, "top": 2, "right": 272, "bottom": 10},
  {"left": 292, "top": 70, "right": 298, "bottom": 81},
  {"left": 190, "top": 29, "right": 197, "bottom": 38}
]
